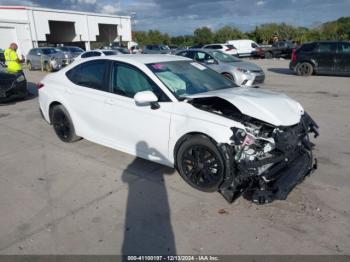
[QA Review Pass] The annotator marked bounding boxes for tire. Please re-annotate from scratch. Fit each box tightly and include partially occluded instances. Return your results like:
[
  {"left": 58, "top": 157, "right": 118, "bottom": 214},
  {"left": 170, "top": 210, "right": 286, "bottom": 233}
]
[
  {"left": 45, "top": 62, "right": 52, "bottom": 72},
  {"left": 27, "top": 61, "right": 33, "bottom": 71},
  {"left": 51, "top": 105, "right": 80, "bottom": 143},
  {"left": 264, "top": 52, "right": 273, "bottom": 59},
  {"left": 222, "top": 73, "right": 235, "bottom": 82},
  {"left": 176, "top": 135, "right": 225, "bottom": 192},
  {"left": 296, "top": 62, "right": 313, "bottom": 76}
]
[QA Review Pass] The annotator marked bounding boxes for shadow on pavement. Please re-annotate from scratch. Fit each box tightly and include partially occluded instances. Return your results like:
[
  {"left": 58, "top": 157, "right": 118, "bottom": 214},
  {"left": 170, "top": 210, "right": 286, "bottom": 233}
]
[
  {"left": 268, "top": 68, "right": 295, "bottom": 76},
  {"left": 122, "top": 141, "right": 177, "bottom": 255}
]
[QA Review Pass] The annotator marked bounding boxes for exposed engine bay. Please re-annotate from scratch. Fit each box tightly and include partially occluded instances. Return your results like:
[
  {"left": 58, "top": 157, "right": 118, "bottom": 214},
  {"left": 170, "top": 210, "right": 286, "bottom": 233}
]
[{"left": 188, "top": 97, "right": 319, "bottom": 204}]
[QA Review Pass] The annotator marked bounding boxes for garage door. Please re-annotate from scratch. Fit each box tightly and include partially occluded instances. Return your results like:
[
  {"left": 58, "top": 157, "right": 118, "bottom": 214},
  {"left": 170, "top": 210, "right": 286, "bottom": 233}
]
[{"left": 0, "top": 27, "right": 16, "bottom": 50}]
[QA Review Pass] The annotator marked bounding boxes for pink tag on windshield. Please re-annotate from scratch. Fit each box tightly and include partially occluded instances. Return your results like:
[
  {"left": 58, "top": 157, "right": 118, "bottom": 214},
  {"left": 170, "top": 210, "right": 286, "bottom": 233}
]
[{"left": 151, "top": 63, "right": 164, "bottom": 70}]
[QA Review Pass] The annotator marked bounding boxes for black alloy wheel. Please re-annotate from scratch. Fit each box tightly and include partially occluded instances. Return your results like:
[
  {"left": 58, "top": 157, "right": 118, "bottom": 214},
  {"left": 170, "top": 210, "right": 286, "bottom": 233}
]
[
  {"left": 177, "top": 135, "right": 225, "bottom": 192},
  {"left": 51, "top": 105, "right": 80, "bottom": 143}
]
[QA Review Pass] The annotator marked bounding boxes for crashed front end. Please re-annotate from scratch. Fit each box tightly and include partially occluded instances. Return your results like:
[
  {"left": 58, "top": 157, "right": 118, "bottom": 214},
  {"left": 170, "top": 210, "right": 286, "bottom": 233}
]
[{"left": 189, "top": 96, "right": 319, "bottom": 204}]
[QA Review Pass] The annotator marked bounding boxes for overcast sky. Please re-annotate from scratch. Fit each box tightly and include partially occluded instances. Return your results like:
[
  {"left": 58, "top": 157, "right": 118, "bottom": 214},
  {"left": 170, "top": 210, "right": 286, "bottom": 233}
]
[{"left": 1, "top": 0, "right": 349, "bottom": 35}]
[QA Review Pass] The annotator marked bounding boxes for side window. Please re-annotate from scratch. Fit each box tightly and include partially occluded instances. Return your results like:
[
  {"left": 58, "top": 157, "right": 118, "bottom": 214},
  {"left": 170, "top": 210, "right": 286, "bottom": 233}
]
[
  {"left": 205, "top": 45, "right": 213, "bottom": 49},
  {"left": 112, "top": 63, "right": 169, "bottom": 101},
  {"left": 178, "top": 51, "right": 189, "bottom": 57},
  {"left": 194, "top": 51, "right": 206, "bottom": 62},
  {"left": 66, "top": 60, "right": 109, "bottom": 92},
  {"left": 318, "top": 43, "right": 337, "bottom": 53},
  {"left": 338, "top": 43, "right": 350, "bottom": 53},
  {"left": 81, "top": 51, "right": 101, "bottom": 58},
  {"left": 251, "top": 43, "right": 258, "bottom": 48}
]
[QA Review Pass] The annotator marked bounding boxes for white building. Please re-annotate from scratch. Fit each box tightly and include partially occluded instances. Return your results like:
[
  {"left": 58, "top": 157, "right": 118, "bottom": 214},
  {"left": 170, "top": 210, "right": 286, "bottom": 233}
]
[{"left": 0, "top": 6, "right": 132, "bottom": 56}]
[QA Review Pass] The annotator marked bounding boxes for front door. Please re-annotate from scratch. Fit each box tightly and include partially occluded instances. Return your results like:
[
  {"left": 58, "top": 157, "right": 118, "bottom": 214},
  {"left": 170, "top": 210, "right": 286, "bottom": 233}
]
[
  {"left": 102, "top": 61, "right": 173, "bottom": 165},
  {"left": 314, "top": 42, "right": 337, "bottom": 74}
]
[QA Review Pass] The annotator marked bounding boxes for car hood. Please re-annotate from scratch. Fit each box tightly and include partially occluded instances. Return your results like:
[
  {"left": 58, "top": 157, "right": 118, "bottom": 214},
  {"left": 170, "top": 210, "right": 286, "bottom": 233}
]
[
  {"left": 187, "top": 87, "right": 304, "bottom": 126},
  {"left": 222, "top": 61, "right": 263, "bottom": 72}
]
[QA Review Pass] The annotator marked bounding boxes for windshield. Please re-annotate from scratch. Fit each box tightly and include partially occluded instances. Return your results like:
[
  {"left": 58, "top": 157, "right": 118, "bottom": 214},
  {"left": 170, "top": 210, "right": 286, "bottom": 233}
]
[
  {"left": 147, "top": 61, "right": 237, "bottom": 99},
  {"left": 42, "top": 48, "right": 58, "bottom": 55},
  {"left": 211, "top": 51, "right": 241, "bottom": 62},
  {"left": 68, "top": 47, "right": 84, "bottom": 52}
]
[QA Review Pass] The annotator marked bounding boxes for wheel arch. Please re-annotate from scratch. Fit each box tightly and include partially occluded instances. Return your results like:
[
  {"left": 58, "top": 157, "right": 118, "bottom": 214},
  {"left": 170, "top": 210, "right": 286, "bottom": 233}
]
[{"left": 173, "top": 132, "right": 219, "bottom": 169}]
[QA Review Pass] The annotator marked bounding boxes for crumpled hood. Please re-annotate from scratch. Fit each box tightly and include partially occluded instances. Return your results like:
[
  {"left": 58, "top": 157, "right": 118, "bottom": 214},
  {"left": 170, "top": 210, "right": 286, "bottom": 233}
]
[{"left": 187, "top": 87, "right": 304, "bottom": 126}]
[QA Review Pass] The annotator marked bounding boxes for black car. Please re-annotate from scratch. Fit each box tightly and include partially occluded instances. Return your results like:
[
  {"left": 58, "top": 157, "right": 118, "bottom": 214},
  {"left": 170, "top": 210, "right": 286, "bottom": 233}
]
[
  {"left": 290, "top": 41, "right": 350, "bottom": 76},
  {"left": 0, "top": 70, "right": 28, "bottom": 102},
  {"left": 0, "top": 50, "right": 5, "bottom": 67},
  {"left": 263, "top": 40, "right": 295, "bottom": 59}
]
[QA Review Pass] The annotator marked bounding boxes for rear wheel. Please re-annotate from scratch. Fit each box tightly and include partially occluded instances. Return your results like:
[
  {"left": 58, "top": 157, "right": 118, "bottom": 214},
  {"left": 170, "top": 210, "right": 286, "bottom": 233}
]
[
  {"left": 51, "top": 105, "right": 80, "bottom": 143},
  {"left": 264, "top": 52, "right": 273, "bottom": 59},
  {"left": 296, "top": 62, "right": 313, "bottom": 76},
  {"left": 176, "top": 135, "right": 225, "bottom": 192}
]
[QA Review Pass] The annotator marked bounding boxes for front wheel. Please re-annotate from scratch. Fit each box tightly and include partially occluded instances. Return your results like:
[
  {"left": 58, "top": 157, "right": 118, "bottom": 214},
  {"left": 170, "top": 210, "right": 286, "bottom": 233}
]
[
  {"left": 176, "top": 135, "right": 225, "bottom": 192},
  {"left": 51, "top": 105, "right": 80, "bottom": 143}
]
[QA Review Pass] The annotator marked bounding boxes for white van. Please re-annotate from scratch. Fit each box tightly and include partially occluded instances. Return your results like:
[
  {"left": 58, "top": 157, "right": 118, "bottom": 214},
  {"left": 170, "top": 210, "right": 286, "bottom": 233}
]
[{"left": 226, "top": 39, "right": 260, "bottom": 57}]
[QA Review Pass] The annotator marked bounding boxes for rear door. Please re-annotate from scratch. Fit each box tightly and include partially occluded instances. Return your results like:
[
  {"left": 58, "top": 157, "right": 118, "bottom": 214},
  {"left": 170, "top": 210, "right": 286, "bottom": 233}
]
[
  {"left": 335, "top": 42, "right": 350, "bottom": 75},
  {"left": 64, "top": 59, "right": 113, "bottom": 141},
  {"left": 313, "top": 42, "right": 337, "bottom": 74}
]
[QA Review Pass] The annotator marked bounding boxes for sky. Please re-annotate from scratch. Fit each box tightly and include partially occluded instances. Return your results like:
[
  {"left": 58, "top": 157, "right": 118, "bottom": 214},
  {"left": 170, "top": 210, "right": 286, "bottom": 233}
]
[{"left": 0, "top": 0, "right": 349, "bottom": 35}]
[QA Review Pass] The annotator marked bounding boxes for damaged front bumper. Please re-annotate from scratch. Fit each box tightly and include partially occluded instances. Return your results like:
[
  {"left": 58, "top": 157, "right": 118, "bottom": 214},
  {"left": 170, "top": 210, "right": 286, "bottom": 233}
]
[{"left": 218, "top": 112, "right": 319, "bottom": 204}]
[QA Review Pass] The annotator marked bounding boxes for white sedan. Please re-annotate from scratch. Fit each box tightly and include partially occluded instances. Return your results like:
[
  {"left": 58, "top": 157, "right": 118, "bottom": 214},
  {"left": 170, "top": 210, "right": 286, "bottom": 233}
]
[{"left": 38, "top": 54, "right": 319, "bottom": 204}]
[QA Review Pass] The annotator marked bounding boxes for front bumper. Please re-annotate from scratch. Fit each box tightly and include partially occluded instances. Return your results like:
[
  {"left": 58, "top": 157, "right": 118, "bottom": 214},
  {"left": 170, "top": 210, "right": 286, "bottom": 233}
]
[
  {"left": 0, "top": 81, "right": 27, "bottom": 102},
  {"left": 238, "top": 72, "right": 265, "bottom": 87},
  {"left": 218, "top": 113, "right": 319, "bottom": 204}
]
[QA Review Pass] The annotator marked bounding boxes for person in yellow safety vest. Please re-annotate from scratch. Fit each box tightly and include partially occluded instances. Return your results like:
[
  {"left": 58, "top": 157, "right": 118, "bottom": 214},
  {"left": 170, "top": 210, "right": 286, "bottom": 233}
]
[{"left": 4, "top": 43, "right": 25, "bottom": 74}]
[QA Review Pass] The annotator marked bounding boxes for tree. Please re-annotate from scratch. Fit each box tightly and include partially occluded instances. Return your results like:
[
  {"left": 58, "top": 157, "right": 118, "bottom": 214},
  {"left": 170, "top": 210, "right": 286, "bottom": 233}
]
[
  {"left": 214, "top": 26, "right": 246, "bottom": 43},
  {"left": 193, "top": 27, "right": 214, "bottom": 44}
]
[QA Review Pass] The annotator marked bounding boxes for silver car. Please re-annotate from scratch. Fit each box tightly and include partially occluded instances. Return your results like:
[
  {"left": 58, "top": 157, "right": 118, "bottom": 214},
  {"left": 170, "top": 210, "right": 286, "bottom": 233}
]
[
  {"left": 176, "top": 49, "right": 265, "bottom": 87},
  {"left": 26, "top": 47, "right": 66, "bottom": 72},
  {"left": 55, "top": 46, "right": 84, "bottom": 63}
]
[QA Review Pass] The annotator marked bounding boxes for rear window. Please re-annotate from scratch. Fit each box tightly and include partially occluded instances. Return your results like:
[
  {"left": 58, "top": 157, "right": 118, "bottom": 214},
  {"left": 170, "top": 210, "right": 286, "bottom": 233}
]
[{"left": 299, "top": 43, "right": 316, "bottom": 52}]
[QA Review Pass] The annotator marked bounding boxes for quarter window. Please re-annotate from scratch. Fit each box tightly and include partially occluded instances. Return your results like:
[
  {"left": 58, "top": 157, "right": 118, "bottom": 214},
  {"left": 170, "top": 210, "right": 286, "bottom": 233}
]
[
  {"left": 318, "top": 43, "right": 337, "bottom": 53},
  {"left": 66, "top": 60, "right": 109, "bottom": 92}
]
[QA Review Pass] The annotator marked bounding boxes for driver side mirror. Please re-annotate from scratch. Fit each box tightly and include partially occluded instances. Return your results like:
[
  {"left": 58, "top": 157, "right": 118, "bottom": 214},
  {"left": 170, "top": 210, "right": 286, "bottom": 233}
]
[
  {"left": 134, "top": 91, "right": 160, "bottom": 109},
  {"left": 205, "top": 59, "right": 216, "bottom": 65}
]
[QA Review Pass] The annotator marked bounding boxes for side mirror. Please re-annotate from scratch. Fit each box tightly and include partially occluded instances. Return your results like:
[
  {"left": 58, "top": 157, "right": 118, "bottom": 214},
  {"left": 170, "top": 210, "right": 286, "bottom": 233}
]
[
  {"left": 205, "top": 59, "right": 216, "bottom": 65},
  {"left": 134, "top": 91, "right": 159, "bottom": 109}
]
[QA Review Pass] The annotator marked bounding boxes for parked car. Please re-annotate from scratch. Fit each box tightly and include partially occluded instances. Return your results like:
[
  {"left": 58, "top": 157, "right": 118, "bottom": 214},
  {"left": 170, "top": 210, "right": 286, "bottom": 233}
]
[
  {"left": 0, "top": 49, "right": 5, "bottom": 67},
  {"left": 262, "top": 40, "right": 296, "bottom": 59},
  {"left": 55, "top": 46, "right": 84, "bottom": 61},
  {"left": 75, "top": 49, "right": 122, "bottom": 60},
  {"left": 202, "top": 43, "right": 238, "bottom": 56},
  {"left": 26, "top": 47, "right": 66, "bottom": 72},
  {"left": 190, "top": 44, "right": 204, "bottom": 49},
  {"left": 142, "top": 44, "right": 171, "bottom": 54},
  {"left": 177, "top": 49, "right": 265, "bottom": 87},
  {"left": 38, "top": 54, "right": 319, "bottom": 204},
  {"left": 226, "top": 39, "right": 260, "bottom": 57},
  {"left": 290, "top": 41, "right": 350, "bottom": 76},
  {"left": 0, "top": 69, "right": 27, "bottom": 102}
]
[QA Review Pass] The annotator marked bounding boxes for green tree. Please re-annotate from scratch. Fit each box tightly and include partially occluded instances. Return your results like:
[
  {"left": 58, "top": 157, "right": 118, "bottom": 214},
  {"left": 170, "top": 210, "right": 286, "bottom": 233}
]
[
  {"left": 214, "top": 26, "right": 246, "bottom": 43},
  {"left": 193, "top": 27, "right": 214, "bottom": 44}
]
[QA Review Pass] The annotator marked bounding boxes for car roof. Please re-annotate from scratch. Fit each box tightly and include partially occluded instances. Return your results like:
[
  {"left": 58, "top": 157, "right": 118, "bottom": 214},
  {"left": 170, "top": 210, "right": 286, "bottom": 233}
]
[{"left": 81, "top": 54, "right": 191, "bottom": 64}]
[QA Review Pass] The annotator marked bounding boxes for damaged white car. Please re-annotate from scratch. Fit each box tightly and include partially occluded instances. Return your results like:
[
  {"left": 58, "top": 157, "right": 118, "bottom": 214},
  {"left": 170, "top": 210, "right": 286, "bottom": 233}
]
[{"left": 38, "top": 55, "right": 319, "bottom": 204}]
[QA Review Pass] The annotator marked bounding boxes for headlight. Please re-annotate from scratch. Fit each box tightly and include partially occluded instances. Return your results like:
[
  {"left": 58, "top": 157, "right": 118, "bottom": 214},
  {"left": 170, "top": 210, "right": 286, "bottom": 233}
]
[
  {"left": 236, "top": 68, "right": 251, "bottom": 74},
  {"left": 16, "top": 75, "right": 25, "bottom": 82}
]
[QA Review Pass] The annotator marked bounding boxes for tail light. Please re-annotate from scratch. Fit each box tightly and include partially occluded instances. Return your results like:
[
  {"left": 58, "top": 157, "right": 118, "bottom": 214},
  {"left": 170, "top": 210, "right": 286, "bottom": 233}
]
[
  {"left": 36, "top": 82, "right": 44, "bottom": 89},
  {"left": 291, "top": 48, "right": 297, "bottom": 62}
]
